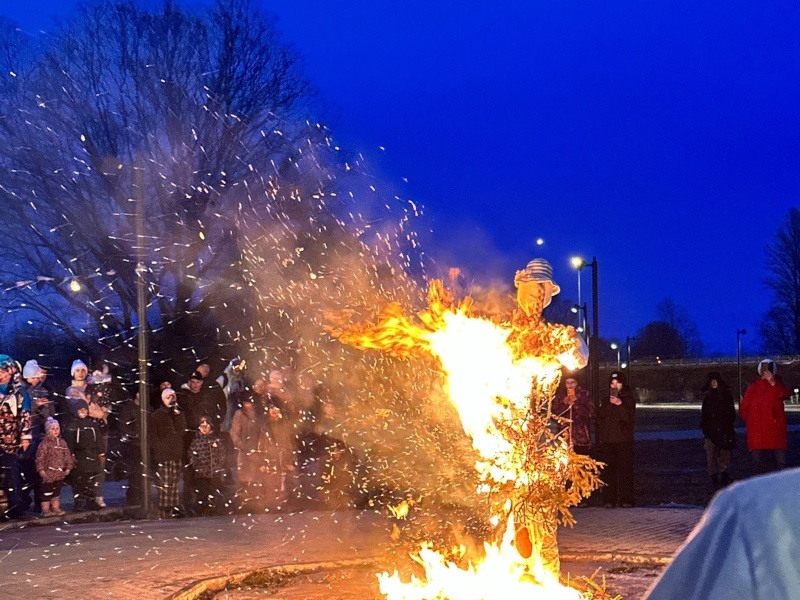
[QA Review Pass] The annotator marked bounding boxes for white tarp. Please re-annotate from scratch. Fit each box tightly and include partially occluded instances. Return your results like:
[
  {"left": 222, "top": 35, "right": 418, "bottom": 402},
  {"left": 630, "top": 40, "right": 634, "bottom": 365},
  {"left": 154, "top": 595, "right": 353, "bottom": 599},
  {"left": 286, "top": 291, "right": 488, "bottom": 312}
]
[{"left": 645, "top": 467, "right": 800, "bottom": 599}]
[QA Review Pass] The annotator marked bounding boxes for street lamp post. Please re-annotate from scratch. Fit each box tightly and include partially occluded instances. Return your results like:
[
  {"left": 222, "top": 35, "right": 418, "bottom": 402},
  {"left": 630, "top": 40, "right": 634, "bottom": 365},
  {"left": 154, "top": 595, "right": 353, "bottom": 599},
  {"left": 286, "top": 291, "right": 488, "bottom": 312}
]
[
  {"left": 572, "top": 257, "right": 599, "bottom": 410},
  {"left": 737, "top": 328, "right": 747, "bottom": 401},
  {"left": 626, "top": 336, "right": 637, "bottom": 388},
  {"left": 134, "top": 161, "right": 151, "bottom": 514},
  {"left": 610, "top": 342, "right": 621, "bottom": 371},
  {"left": 571, "top": 303, "right": 589, "bottom": 340}
]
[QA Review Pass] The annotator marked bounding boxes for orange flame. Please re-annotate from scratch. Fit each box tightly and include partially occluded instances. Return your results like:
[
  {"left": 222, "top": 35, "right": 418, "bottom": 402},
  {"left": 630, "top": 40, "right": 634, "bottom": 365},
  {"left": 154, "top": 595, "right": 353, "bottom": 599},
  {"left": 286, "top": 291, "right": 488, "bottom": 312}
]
[{"left": 330, "top": 279, "right": 598, "bottom": 599}]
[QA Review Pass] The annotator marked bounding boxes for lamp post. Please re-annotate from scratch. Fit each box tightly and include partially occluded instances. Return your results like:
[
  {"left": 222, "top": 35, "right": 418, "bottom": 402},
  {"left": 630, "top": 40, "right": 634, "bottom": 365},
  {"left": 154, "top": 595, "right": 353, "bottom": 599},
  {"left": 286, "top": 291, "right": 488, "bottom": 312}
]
[
  {"left": 134, "top": 161, "right": 151, "bottom": 514},
  {"left": 571, "top": 303, "right": 589, "bottom": 340},
  {"left": 572, "top": 256, "right": 599, "bottom": 410},
  {"left": 610, "top": 342, "right": 621, "bottom": 371},
  {"left": 626, "top": 335, "right": 637, "bottom": 388},
  {"left": 736, "top": 328, "right": 747, "bottom": 401}
]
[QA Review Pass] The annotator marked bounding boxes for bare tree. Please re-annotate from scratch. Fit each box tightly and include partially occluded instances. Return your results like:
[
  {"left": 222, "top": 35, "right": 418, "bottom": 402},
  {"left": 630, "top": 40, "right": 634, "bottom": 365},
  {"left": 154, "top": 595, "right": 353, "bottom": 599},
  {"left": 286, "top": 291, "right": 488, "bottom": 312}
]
[
  {"left": 761, "top": 207, "right": 800, "bottom": 354},
  {"left": 0, "top": 0, "right": 315, "bottom": 363},
  {"left": 656, "top": 298, "right": 704, "bottom": 357}
]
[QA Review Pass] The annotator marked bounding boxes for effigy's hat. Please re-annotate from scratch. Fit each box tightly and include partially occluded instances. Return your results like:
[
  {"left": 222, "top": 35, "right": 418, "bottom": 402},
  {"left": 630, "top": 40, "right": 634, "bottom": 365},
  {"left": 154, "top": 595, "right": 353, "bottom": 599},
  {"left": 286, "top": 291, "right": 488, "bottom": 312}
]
[{"left": 514, "top": 258, "right": 561, "bottom": 296}]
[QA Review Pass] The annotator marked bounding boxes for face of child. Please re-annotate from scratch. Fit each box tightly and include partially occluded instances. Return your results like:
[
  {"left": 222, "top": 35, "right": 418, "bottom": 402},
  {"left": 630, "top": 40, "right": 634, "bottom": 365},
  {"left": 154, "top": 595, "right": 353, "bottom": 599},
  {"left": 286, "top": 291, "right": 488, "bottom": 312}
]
[
  {"left": 48, "top": 424, "right": 60, "bottom": 437},
  {"left": 199, "top": 421, "right": 212, "bottom": 433},
  {"left": 77, "top": 407, "right": 89, "bottom": 419}
]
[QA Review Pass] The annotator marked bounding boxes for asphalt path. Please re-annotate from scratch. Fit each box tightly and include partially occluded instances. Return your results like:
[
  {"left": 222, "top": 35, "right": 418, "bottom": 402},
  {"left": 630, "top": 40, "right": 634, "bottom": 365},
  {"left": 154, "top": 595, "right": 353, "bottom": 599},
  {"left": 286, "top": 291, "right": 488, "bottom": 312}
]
[{"left": 0, "top": 510, "right": 390, "bottom": 599}]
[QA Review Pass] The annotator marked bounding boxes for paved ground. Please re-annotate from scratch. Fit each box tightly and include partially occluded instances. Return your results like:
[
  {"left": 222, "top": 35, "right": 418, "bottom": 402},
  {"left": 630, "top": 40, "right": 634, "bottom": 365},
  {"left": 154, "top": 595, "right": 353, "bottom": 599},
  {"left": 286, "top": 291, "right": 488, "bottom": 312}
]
[{"left": 0, "top": 479, "right": 705, "bottom": 599}]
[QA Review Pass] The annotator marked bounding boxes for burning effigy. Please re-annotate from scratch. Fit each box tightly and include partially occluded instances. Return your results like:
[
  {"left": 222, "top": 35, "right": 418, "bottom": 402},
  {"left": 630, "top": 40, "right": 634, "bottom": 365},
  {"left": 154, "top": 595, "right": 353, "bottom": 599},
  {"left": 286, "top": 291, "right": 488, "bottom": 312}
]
[{"left": 329, "top": 259, "right": 603, "bottom": 599}]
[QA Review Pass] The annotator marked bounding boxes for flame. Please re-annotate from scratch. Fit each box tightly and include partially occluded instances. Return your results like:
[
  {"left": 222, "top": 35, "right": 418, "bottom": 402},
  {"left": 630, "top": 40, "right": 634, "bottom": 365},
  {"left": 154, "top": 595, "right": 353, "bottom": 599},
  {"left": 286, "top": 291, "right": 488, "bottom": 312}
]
[
  {"left": 330, "top": 279, "right": 598, "bottom": 599},
  {"left": 378, "top": 516, "right": 583, "bottom": 600}
]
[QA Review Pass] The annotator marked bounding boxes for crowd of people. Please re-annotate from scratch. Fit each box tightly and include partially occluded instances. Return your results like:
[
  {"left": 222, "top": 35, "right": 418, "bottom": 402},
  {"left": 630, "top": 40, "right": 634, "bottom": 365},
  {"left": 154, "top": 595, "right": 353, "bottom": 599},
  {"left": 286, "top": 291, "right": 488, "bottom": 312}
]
[
  {"left": 551, "top": 358, "right": 791, "bottom": 508},
  {"left": 0, "top": 348, "right": 793, "bottom": 520},
  {"left": 0, "top": 354, "right": 362, "bottom": 521}
]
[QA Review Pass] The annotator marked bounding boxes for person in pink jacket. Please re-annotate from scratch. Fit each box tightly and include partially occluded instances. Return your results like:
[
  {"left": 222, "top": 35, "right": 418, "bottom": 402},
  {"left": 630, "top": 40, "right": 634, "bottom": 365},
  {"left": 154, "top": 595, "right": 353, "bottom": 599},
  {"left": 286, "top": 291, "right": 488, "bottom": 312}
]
[
  {"left": 739, "top": 359, "right": 789, "bottom": 474},
  {"left": 35, "top": 418, "right": 74, "bottom": 516}
]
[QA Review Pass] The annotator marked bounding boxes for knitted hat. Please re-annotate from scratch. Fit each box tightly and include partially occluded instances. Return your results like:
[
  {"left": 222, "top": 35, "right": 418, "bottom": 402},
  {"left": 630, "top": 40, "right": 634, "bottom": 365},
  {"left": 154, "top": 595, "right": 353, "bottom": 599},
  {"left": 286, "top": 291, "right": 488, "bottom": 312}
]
[
  {"left": 71, "top": 359, "right": 88, "bottom": 377},
  {"left": 45, "top": 417, "right": 60, "bottom": 432},
  {"left": 513, "top": 258, "right": 561, "bottom": 295},
  {"left": 161, "top": 387, "right": 177, "bottom": 401},
  {"left": 0, "top": 354, "right": 15, "bottom": 371},
  {"left": 22, "top": 359, "right": 45, "bottom": 379},
  {"left": 71, "top": 398, "right": 89, "bottom": 416},
  {"left": 758, "top": 359, "right": 776, "bottom": 376}
]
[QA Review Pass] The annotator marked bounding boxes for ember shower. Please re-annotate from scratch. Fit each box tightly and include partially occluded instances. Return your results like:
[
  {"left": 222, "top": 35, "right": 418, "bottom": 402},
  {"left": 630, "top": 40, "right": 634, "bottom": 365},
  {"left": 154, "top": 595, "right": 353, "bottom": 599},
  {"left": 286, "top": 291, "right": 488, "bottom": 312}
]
[{"left": 0, "top": 0, "right": 486, "bottom": 512}]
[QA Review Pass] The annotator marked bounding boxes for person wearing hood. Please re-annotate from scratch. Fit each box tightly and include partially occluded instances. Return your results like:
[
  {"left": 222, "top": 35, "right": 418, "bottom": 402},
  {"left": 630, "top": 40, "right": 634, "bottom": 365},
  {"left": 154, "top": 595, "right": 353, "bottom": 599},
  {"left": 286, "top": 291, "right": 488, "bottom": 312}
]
[
  {"left": 700, "top": 372, "right": 737, "bottom": 491},
  {"left": 739, "top": 359, "right": 789, "bottom": 474}
]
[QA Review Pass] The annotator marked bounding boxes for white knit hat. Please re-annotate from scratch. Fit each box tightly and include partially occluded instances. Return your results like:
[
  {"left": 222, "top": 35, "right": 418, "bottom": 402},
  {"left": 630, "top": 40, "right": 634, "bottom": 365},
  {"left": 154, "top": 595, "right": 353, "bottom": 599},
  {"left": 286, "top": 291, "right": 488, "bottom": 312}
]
[
  {"left": 758, "top": 359, "right": 777, "bottom": 376},
  {"left": 71, "top": 359, "right": 88, "bottom": 377},
  {"left": 22, "top": 359, "right": 45, "bottom": 379}
]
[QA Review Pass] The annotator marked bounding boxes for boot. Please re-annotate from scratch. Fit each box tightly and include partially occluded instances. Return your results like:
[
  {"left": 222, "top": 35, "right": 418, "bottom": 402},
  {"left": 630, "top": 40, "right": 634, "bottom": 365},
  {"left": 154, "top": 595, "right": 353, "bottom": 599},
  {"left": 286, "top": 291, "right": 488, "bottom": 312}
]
[
  {"left": 40, "top": 501, "right": 52, "bottom": 517},
  {"left": 50, "top": 497, "right": 66, "bottom": 516},
  {"left": 96, "top": 496, "right": 106, "bottom": 508}
]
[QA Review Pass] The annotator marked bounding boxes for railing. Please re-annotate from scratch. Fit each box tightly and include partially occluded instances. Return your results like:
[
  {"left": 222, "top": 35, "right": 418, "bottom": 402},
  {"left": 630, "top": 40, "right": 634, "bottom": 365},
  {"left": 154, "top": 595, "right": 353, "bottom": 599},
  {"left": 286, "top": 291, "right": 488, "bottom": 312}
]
[{"left": 600, "top": 355, "right": 800, "bottom": 369}]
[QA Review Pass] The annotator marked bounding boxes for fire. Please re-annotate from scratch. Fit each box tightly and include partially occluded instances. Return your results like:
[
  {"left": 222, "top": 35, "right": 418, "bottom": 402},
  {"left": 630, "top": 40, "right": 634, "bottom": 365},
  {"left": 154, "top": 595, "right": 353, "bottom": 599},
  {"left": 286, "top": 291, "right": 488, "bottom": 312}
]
[
  {"left": 378, "top": 517, "right": 583, "bottom": 600},
  {"left": 329, "top": 276, "right": 601, "bottom": 599}
]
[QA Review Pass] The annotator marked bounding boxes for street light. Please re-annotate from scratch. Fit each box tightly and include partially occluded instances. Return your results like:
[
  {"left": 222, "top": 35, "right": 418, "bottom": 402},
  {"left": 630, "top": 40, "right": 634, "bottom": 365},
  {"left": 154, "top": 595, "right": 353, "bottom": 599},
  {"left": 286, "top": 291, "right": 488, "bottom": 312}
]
[
  {"left": 610, "top": 342, "right": 621, "bottom": 371},
  {"left": 626, "top": 335, "right": 637, "bottom": 388},
  {"left": 737, "top": 328, "right": 747, "bottom": 401},
  {"left": 572, "top": 256, "right": 599, "bottom": 412},
  {"left": 571, "top": 303, "right": 589, "bottom": 339}
]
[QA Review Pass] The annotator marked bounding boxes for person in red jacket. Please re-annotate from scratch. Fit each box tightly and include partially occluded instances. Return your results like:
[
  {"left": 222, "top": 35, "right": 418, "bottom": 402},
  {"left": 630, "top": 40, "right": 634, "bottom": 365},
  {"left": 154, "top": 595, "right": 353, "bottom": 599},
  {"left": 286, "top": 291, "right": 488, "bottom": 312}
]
[{"left": 739, "top": 359, "right": 789, "bottom": 474}]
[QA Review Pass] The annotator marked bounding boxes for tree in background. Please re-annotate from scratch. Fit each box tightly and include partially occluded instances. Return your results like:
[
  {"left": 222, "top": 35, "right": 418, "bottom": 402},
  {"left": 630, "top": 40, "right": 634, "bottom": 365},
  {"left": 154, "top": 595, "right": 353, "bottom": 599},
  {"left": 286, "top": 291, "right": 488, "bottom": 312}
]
[
  {"left": 632, "top": 321, "right": 685, "bottom": 359},
  {"left": 0, "top": 0, "right": 423, "bottom": 375},
  {"left": 656, "top": 298, "right": 704, "bottom": 357},
  {"left": 760, "top": 207, "right": 800, "bottom": 354}
]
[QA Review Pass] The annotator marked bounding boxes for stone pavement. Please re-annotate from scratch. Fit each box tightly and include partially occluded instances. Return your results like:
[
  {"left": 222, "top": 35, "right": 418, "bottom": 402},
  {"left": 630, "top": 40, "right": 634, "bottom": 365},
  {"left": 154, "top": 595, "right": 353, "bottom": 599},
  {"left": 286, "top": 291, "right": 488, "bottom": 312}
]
[{"left": 0, "top": 476, "right": 705, "bottom": 599}]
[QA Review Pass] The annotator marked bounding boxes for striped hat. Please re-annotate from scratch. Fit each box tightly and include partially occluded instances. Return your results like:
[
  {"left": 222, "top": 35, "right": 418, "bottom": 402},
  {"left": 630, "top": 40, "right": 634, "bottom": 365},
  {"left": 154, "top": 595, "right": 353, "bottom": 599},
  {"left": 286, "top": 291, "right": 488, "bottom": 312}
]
[{"left": 514, "top": 258, "right": 561, "bottom": 295}]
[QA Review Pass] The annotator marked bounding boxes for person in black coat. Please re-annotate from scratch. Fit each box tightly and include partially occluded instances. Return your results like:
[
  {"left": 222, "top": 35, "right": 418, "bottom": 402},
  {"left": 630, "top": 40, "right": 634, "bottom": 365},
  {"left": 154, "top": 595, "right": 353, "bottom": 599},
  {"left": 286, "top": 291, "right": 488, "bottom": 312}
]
[
  {"left": 597, "top": 371, "right": 636, "bottom": 507},
  {"left": 64, "top": 400, "right": 105, "bottom": 511},
  {"left": 149, "top": 388, "right": 187, "bottom": 518},
  {"left": 700, "top": 371, "right": 736, "bottom": 491}
]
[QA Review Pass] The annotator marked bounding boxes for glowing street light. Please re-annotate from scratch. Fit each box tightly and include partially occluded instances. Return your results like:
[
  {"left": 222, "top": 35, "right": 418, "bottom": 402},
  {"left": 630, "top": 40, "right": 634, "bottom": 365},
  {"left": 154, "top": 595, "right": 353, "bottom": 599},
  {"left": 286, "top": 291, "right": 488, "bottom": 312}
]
[
  {"left": 610, "top": 342, "right": 621, "bottom": 370},
  {"left": 572, "top": 256, "right": 599, "bottom": 411}
]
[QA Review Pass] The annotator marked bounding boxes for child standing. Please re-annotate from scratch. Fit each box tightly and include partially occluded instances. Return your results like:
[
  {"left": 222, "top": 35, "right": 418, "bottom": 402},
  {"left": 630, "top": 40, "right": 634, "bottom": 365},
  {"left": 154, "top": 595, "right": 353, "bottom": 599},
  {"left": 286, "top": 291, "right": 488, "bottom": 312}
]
[
  {"left": 65, "top": 399, "right": 105, "bottom": 511},
  {"left": 35, "top": 417, "right": 74, "bottom": 516},
  {"left": 188, "top": 415, "right": 226, "bottom": 515}
]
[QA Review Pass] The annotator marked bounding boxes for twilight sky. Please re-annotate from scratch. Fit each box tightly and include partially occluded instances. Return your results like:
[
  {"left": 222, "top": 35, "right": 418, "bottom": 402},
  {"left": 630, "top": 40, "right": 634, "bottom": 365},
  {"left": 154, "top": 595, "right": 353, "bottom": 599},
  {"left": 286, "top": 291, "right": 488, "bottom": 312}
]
[{"left": 4, "top": 1, "right": 799, "bottom": 355}]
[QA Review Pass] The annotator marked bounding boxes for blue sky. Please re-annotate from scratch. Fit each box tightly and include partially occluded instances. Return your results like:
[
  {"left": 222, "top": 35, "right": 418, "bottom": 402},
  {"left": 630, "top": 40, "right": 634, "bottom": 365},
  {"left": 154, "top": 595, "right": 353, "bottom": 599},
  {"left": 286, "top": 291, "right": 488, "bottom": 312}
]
[{"left": 4, "top": 1, "right": 800, "bottom": 354}]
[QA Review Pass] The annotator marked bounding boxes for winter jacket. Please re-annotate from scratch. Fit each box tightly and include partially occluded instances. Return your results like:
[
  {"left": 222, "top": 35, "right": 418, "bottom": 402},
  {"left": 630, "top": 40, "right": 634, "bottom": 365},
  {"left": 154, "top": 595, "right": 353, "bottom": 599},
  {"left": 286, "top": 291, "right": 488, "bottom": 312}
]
[
  {"left": 700, "top": 387, "right": 736, "bottom": 448},
  {"left": 597, "top": 386, "right": 636, "bottom": 444},
  {"left": 740, "top": 378, "right": 789, "bottom": 451},
  {"left": 188, "top": 431, "right": 225, "bottom": 478},
  {"left": 65, "top": 417, "right": 104, "bottom": 475},
  {"left": 149, "top": 404, "right": 187, "bottom": 463},
  {"left": 552, "top": 387, "right": 595, "bottom": 447},
  {"left": 35, "top": 435, "right": 75, "bottom": 483},
  {"left": 0, "top": 385, "right": 32, "bottom": 454}
]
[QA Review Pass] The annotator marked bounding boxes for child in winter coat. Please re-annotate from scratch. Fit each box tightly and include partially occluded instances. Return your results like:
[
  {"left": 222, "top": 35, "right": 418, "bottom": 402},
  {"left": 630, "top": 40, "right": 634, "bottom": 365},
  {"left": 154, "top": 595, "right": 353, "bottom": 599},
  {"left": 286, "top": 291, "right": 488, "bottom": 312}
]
[
  {"left": 35, "top": 417, "right": 74, "bottom": 516},
  {"left": 65, "top": 399, "right": 105, "bottom": 511},
  {"left": 188, "top": 415, "right": 226, "bottom": 515}
]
